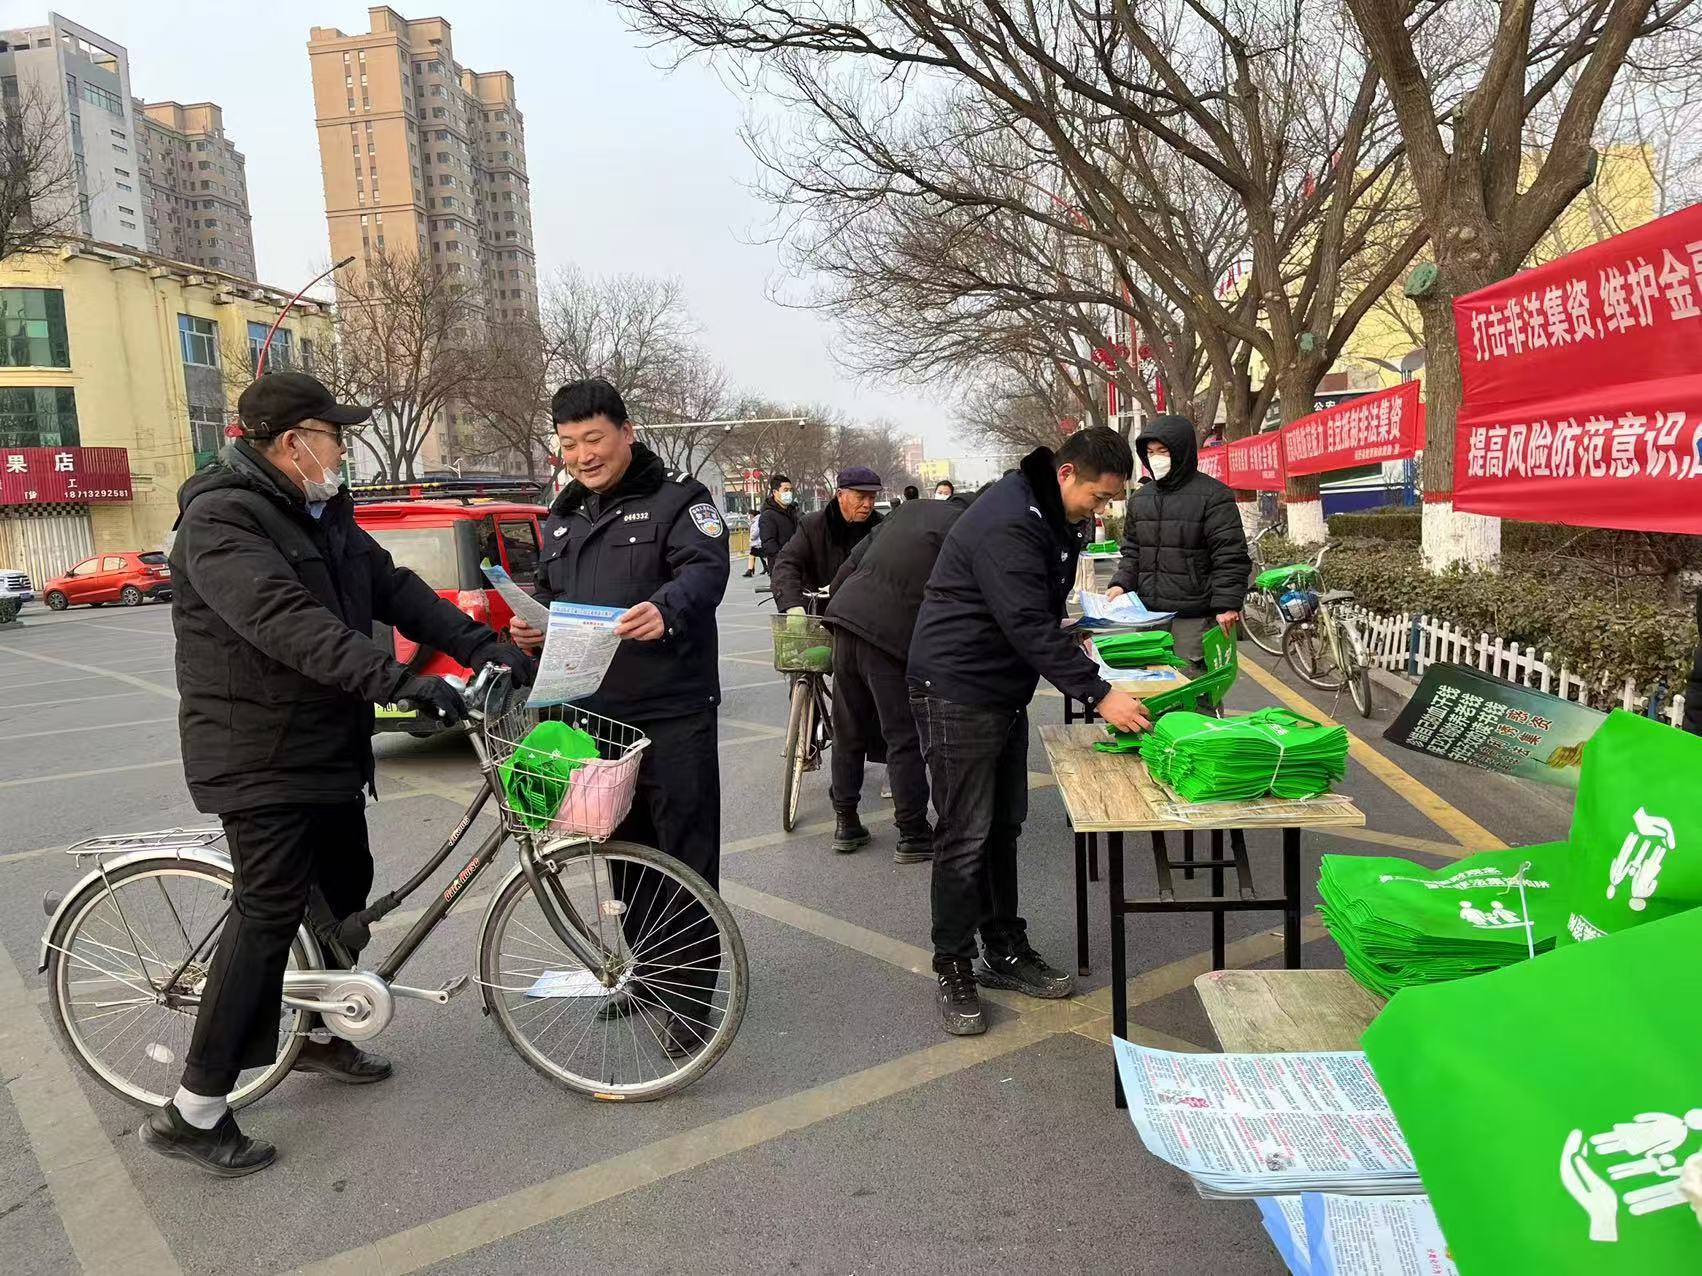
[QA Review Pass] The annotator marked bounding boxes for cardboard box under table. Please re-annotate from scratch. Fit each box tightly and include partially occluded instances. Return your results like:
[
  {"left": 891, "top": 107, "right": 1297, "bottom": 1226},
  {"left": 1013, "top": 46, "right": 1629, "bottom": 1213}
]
[{"left": 1038, "top": 723, "right": 1365, "bottom": 1106}]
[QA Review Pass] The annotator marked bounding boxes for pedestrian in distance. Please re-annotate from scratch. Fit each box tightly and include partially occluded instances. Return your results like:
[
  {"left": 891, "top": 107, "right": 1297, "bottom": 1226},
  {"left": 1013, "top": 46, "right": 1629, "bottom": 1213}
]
[
  {"left": 1107, "top": 414, "right": 1251, "bottom": 667},
  {"left": 754, "top": 473, "right": 799, "bottom": 577},
  {"left": 1685, "top": 587, "right": 1701, "bottom": 737},
  {"left": 909, "top": 428, "right": 1149, "bottom": 1036},
  {"left": 742, "top": 510, "right": 762, "bottom": 578},
  {"left": 146, "top": 371, "right": 534, "bottom": 1177},
  {"left": 823, "top": 490, "right": 970, "bottom": 862},
  {"left": 508, "top": 377, "right": 730, "bottom": 1060},
  {"left": 933, "top": 479, "right": 955, "bottom": 500}
]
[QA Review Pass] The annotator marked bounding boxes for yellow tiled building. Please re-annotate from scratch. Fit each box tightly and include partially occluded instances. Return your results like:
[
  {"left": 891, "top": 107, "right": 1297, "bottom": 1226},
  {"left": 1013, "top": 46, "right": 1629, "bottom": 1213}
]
[{"left": 0, "top": 240, "right": 332, "bottom": 584}]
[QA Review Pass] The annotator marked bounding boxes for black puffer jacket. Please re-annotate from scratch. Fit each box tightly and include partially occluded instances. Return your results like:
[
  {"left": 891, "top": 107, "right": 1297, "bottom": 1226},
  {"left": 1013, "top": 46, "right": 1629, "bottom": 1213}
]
[
  {"left": 1685, "top": 589, "right": 1701, "bottom": 737},
  {"left": 770, "top": 497, "right": 882, "bottom": 612},
  {"left": 825, "top": 495, "right": 967, "bottom": 661},
  {"left": 1110, "top": 415, "right": 1250, "bottom": 617},
  {"left": 909, "top": 448, "right": 1109, "bottom": 711},
  {"left": 755, "top": 497, "right": 799, "bottom": 563},
  {"left": 170, "top": 441, "right": 498, "bottom": 813}
]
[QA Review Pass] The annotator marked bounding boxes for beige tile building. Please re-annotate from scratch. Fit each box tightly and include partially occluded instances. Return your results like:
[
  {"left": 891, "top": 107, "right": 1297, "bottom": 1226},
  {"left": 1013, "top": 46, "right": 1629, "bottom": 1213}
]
[
  {"left": 135, "top": 100, "right": 257, "bottom": 280},
  {"left": 305, "top": 7, "right": 538, "bottom": 323}
]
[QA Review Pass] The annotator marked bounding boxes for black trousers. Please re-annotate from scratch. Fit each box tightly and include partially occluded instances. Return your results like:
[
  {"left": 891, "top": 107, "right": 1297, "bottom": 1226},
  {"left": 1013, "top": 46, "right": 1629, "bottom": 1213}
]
[
  {"left": 611, "top": 708, "right": 722, "bottom": 1035},
  {"left": 183, "top": 801, "right": 370, "bottom": 1096},
  {"left": 829, "top": 630, "right": 932, "bottom": 839},
  {"left": 912, "top": 692, "right": 1030, "bottom": 967}
]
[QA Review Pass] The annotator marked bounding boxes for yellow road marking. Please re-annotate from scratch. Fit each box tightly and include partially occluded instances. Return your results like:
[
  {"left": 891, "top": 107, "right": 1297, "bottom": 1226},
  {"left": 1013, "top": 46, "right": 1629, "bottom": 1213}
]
[{"left": 1238, "top": 657, "right": 1505, "bottom": 849}]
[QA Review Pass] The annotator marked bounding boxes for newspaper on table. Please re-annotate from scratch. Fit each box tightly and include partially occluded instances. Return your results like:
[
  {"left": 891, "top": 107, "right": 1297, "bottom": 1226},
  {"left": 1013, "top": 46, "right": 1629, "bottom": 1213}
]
[
  {"left": 481, "top": 562, "right": 549, "bottom": 630},
  {"left": 1074, "top": 589, "right": 1176, "bottom": 630},
  {"left": 1260, "top": 1195, "right": 1457, "bottom": 1276},
  {"left": 1111, "top": 1039, "right": 1421, "bottom": 1197},
  {"left": 528, "top": 601, "right": 623, "bottom": 708}
]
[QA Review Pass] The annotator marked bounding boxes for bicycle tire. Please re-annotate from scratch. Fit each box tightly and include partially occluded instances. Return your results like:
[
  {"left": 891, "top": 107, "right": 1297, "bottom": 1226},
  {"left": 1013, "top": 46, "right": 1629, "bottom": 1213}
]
[
  {"left": 1282, "top": 623, "right": 1344, "bottom": 691},
  {"left": 1342, "top": 620, "right": 1375, "bottom": 718},
  {"left": 781, "top": 677, "right": 813, "bottom": 832},
  {"left": 44, "top": 856, "right": 316, "bottom": 1111},
  {"left": 1240, "top": 590, "right": 1286, "bottom": 656},
  {"left": 477, "top": 840, "right": 748, "bottom": 1102}
]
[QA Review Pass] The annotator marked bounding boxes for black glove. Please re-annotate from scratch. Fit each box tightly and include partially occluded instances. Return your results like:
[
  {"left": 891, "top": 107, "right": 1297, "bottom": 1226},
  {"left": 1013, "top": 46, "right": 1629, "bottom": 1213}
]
[
  {"left": 394, "top": 675, "right": 466, "bottom": 725},
  {"left": 470, "top": 638, "right": 537, "bottom": 688}
]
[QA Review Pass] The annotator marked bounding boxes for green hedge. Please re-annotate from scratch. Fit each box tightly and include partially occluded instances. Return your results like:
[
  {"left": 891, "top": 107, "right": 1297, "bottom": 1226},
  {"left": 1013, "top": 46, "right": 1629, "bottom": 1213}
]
[
  {"left": 1261, "top": 535, "right": 1696, "bottom": 698},
  {"left": 1326, "top": 509, "right": 1702, "bottom": 564}
]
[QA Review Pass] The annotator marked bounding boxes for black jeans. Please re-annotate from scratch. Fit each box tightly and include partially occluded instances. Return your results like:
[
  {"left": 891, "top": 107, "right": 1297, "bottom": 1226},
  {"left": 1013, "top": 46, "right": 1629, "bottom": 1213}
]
[
  {"left": 911, "top": 692, "right": 1030, "bottom": 967},
  {"left": 829, "top": 630, "right": 932, "bottom": 839},
  {"left": 183, "top": 801, "right": 370, "bottom": 1096},
  {"left": 611, "top": 708, "right": 722, "bottom": 1032}
]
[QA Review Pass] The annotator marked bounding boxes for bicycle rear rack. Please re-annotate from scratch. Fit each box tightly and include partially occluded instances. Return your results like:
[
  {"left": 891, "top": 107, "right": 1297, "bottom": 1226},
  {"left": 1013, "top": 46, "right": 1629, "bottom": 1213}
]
[{"left": 61, "top": 827, "right": 224, "bottom": 861}]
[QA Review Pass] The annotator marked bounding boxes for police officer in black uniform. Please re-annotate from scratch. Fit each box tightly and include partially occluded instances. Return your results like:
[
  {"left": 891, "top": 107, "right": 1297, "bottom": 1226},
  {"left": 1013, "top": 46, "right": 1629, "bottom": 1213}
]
[{"left": 509, "top": 377, "right": 730, "bottom": 1055}]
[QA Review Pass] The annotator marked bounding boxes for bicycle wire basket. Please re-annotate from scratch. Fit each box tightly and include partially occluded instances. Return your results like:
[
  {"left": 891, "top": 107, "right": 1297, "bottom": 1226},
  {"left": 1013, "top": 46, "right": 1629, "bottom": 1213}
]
[
  {"left": 480, "top": 700, "right": 650, "bottom": 841},
  {"left": 770, "top": 612, "right": 834, "bottom": 674}
]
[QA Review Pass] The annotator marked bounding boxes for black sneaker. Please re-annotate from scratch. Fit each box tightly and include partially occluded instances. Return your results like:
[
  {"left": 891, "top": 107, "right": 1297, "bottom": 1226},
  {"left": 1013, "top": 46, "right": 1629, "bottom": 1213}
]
[
  {"left": 292, "top": 1037, "right": 393, "bottom": 1084},
  {"left": 892, "top": 834, "right": 933, "bottom": 864},
  {"left": 936, "top": 960, "right": 987, "bottom": 1036},
  {"left": 976, "top": 944, "right": 1075, "bottom": 1000},
  {"left": 139, "top": 1104, "right": 276, "bottom": 1178},
  {"left": 832, "top": 811, "right": 870, "bottom": 854}
]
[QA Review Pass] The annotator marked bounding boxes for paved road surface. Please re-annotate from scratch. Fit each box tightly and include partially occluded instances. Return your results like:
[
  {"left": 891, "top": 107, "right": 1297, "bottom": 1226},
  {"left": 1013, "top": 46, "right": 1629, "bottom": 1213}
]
[{"left": 0, "top": 583, "right": 1569, "bottom": 1274}]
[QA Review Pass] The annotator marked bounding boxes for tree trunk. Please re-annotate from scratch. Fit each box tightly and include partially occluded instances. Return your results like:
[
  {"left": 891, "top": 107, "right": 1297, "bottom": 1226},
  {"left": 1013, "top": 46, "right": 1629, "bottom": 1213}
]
[
  {"left": 1414, "top": 263, "right": 1501, "bottom": 571},
  {"left": 1277, "top": 377, "right": 1325, "bottom": 547}
]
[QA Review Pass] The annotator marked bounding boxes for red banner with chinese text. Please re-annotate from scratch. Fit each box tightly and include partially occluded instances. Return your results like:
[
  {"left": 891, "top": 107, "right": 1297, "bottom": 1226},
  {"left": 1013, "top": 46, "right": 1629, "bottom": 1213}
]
[
  {"left": 1283, "top": 381, "right": 1422, "bottom": 476},
  {"left": 1451, "top": 201, "right": 1702, "bottom": 532},
  {"left": 1224, "top": 432, "right": 1284, "bottom": 490},
  {"left": 1198, "top": 446, "right": 1226, "bottom": 482},
  {"left": 0, "top": 447, "right": 133, "bottom": 505}
]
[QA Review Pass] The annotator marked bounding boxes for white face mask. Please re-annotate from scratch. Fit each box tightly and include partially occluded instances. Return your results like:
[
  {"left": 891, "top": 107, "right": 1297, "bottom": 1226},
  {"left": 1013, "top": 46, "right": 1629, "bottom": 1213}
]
[
  {"left": 935, "top": 492, "right": 951, "bottom": 500},
  {"left": 290, "top": 437, "right": 343, "bottom": 504},
  {"left": 777, "top": 489, "right": 794, "bottom": 506},
  {"left": 1147, "top": 454, "right": 1172, "bottom": 481}
]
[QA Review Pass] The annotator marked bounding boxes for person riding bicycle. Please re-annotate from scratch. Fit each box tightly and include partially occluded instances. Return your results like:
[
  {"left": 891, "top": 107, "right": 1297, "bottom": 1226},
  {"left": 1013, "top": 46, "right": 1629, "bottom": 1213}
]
[
  {"left": 508, "top": 378, "right": 730, "bottom": 1060},
  {"left": 769, "top": 467, "right": 883, "bottom": 615},
  {"left": 145, "top": 372, "right": 533, "bottom": 1177},
  {"left": 754, "top": 473, "right": 799, "bottom": 575},
  {"left": 1106, "top": 414, "right": 1250, "bottom": 669}
]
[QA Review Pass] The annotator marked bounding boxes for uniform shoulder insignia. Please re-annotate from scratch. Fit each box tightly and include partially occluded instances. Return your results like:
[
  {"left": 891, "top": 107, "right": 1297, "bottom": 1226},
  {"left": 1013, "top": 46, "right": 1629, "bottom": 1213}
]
[{"left": 688, "top": 503, "right": 724, "bottom": 537}]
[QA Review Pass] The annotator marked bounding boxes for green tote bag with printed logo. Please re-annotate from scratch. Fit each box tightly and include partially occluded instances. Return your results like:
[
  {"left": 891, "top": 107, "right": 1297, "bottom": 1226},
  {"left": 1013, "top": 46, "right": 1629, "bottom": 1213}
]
[{"left": 1557, "top": 710, "right": 1702, "bottom": 946}]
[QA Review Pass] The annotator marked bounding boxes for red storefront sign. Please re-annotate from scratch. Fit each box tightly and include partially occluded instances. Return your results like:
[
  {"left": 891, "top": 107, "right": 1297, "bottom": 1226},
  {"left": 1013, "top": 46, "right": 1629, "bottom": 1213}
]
[
  {"left": 1198, "top": 446, "right": 1226, "bottom": 482},
  {"left": 0, "top": 447, "right": 133, "bottom": 505},
  {"left": 1283, "top": 381, "right": 1422, "bottom": 475},
  {"left": 1452, "top": 201, "right": 1702, "bottom": 532},
  {"left": 1225, "top": 431, "right": 1284, "bottom": 490}
]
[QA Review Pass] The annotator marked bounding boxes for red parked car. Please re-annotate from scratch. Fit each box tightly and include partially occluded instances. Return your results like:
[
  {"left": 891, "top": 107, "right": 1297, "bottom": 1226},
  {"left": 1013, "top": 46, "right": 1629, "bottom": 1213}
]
[
  {"left": 353, "top": 489, "right": 548, "bottom": 734},
  {"left": 43, "top": 551, "right": 172, "bottom": 610}
]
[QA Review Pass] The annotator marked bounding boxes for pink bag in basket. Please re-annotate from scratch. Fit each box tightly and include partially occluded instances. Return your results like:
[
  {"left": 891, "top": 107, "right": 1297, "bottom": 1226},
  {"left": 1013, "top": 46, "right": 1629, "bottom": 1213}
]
[{"left": 548, "top": 743, "right": 648, "bottom": 841}]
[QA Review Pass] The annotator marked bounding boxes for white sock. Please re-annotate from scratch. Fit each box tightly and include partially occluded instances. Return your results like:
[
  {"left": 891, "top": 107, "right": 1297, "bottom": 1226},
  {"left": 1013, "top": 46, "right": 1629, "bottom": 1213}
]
[{"left": 173, "top": 1086, "right": 228, "bottom": 1130}]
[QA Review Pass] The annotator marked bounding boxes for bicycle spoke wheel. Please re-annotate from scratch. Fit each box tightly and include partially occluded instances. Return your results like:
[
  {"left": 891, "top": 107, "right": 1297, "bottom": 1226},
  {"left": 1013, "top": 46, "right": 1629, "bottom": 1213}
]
[
  {"left": 479, "top": 841, "right": 748, "bottom": 1101},
  {"left": 781, "top": 678, "right": 813, "bottom": 832},
  {"left": 1240, "top": 591, "right": 1285, "bottom": 656},
  {"left": 46, "top": 859, "right": 313, "bottom": 1110},
  {"left": 1342, "top": 621, "right": 1375, "bottom": 718},
  {"left": 1282, "top": 623, "right": 1344, "bottom": 690}
]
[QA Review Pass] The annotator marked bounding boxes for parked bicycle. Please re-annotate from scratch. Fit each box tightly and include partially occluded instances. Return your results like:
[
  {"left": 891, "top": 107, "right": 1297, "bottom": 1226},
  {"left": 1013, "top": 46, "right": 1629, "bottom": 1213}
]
[
  {"left": 38, "top": 665, "right": 748, "bottom": 1110},
  {"left": 1239, "top": 525, "right": 1292, "bottom": 656},
  {"left": 1275, "top": 547, "right": 1375, "bottom": 718},
  {"left": 762, "top": 587, "right": 834, "bottom": 831}
]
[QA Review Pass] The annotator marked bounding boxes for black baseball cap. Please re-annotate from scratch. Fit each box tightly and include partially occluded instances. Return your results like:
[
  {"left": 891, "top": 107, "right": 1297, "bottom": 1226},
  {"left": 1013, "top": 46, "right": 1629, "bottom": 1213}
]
[{"left": 237, "top": 372, "right": 370, "bottom": 439}]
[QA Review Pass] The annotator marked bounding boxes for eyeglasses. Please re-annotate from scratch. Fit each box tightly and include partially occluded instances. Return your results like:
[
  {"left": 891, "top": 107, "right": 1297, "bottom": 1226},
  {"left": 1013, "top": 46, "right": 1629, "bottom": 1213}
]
[{"left": 294, "top": 424, "right": 362, "bottom": 446}]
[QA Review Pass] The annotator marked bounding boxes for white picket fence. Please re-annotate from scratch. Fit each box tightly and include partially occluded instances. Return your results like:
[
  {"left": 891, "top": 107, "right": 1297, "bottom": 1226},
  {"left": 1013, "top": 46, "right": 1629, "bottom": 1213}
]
[{"left": 1342, "top": 604, "right": 1690, "bottom": 728}]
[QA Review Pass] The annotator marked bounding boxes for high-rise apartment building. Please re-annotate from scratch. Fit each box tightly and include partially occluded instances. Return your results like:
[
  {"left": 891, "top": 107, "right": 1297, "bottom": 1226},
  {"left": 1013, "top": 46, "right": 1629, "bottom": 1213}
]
[
  {"left": 135, "top": 101, "right": 257, "bottom": 279},
  {"left": 306, "top": 7, "right": 539, "bottom": 324},
  {"left": 0, "top": 13, "right": 258, "bottom": 278},
  {"left": 0, "top": 14, "right": 143, "bottom": 253}
]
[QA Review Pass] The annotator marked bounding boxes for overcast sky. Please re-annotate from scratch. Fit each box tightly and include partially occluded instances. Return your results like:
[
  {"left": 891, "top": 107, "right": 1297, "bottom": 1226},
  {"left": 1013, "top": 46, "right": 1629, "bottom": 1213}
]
[{"left": 56, "top": 0, "right": 958, "bottom": 450}]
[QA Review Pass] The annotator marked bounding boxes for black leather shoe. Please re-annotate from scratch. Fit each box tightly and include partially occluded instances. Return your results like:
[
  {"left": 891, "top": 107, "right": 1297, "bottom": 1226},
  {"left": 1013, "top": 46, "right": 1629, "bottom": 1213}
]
[
  {"left": 139, "top": 1104, "right": 275, "bottom": 1177},
  {"left": 661, "top": 1013, "right": 705, "bottom": 1060},
  {"left": 292, "top": 1037, "right": 393, "bottom": 1084},
  {"left": 893, "top": 833, "right": 934, "bottom": 864},
  {"left": 832, "top": 811, "right": 870, "bottom": 853}
]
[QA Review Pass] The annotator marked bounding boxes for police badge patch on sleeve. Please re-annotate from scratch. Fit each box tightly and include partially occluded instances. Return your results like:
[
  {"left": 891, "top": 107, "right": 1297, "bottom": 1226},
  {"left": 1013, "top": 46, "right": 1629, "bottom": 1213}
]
[{"left": 689, "top": 503, "right": 724, "bottom": 537}]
